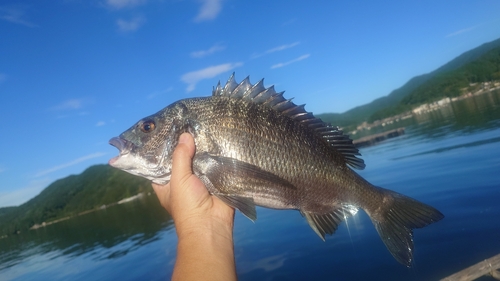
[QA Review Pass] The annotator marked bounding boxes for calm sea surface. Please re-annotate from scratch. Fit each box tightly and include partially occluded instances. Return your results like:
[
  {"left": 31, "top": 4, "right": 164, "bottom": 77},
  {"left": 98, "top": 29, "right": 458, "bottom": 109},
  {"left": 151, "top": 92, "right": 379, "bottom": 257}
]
[{"left": 1, "top": 90, "right": 500, "bottom": 281}]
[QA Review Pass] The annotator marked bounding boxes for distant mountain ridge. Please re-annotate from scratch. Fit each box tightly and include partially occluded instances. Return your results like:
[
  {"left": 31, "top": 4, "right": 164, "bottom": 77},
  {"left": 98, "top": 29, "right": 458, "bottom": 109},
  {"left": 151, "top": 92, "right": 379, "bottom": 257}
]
[
  {"left": 0, "top": 165, "right": 151, "bottom": 236},
  {"left": 318, "top": 37, "right": 500, "bottom": 129}
]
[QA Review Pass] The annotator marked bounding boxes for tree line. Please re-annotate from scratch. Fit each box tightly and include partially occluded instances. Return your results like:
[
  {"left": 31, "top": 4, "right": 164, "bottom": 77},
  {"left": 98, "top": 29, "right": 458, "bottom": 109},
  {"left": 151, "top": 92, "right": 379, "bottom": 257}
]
[
  {"left": 0, "top": 165, "right": 151, "bottom": 236},
  {"left": 369, "top": 47, "right": 500, "bottom": 122}
]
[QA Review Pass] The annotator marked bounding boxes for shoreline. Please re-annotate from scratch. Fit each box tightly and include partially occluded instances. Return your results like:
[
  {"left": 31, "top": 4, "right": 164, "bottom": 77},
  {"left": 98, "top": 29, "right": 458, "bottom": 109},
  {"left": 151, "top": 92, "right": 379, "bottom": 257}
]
[
  {"left": 29, "top": 192, "right": 148, "bottom": 231},
  {"left": 349, "top": 82, "right": 500, "bottom": 136}
]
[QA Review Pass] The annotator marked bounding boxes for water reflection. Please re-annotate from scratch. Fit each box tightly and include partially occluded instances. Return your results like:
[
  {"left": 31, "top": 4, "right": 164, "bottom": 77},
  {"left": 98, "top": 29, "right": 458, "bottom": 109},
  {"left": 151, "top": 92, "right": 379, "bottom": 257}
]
[
  {"left": 238, "top": 253, "right": 288, "bottom": 274},
  {"left": 412, "top": 90, "right": 500, "bottom": 136},
  {"left": 0, "top": 193, "right": 172, "bottom": 272},
  {"left": 392, "top": 135, "right": 500, "bottom": 160}
]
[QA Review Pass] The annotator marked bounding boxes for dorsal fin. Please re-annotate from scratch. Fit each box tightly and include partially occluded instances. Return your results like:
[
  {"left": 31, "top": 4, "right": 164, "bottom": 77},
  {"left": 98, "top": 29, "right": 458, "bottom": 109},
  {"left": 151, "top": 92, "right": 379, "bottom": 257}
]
[{"left": 212, "top": 73, "right": 365, "bottom": 170}]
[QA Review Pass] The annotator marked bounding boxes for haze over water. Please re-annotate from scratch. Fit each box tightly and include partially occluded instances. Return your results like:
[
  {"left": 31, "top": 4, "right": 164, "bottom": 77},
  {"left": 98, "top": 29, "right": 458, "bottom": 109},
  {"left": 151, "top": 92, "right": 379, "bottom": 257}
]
[{"left": 1, "top": 90, "right": 500, "bottom": 281}]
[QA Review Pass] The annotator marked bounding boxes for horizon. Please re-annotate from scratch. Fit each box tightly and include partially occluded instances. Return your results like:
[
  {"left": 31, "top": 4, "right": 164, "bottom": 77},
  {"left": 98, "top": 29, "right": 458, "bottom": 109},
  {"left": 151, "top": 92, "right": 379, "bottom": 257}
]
[{"left": 1, "top": 0, "right": 500, "bottom": 207}]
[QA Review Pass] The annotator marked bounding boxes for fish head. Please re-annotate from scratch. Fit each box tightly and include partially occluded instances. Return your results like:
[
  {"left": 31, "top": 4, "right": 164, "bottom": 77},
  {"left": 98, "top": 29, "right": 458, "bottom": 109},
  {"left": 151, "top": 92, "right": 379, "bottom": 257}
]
[{"left": 108, "top": 102, "right": 189, "bottom": 184}]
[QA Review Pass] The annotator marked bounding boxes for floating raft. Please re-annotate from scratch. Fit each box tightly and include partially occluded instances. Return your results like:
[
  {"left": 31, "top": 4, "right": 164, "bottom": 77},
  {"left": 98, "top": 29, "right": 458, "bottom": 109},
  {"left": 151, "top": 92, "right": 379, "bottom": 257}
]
[
  {"left": 353, "top": 128, "right": 405, "bottom": 148},
  {"left": 440, "top": 253, "right": 500, "bottom": 281}
]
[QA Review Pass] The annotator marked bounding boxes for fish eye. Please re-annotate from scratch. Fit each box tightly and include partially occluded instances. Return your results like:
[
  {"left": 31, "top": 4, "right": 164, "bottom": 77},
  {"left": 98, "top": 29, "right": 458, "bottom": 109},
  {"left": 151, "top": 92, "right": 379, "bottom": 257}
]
[{"left": 140, "top": 120, "right": 156, "bottom": 133}]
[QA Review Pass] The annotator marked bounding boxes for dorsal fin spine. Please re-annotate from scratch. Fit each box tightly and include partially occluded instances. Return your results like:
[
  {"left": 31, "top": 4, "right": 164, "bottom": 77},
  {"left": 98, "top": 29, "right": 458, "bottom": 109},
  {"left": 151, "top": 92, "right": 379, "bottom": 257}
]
[
  {"left": 263, "top": 92, "right": 285, "bottom": 107},
  {"left": 243, "top": 78, "right": 265, "bottom": 99},
  {"left": 212, "top": 74, "right": 365, "bottom": 170},
  {"left": 223, "top": 74, "right": 238, "bottom": 94}
]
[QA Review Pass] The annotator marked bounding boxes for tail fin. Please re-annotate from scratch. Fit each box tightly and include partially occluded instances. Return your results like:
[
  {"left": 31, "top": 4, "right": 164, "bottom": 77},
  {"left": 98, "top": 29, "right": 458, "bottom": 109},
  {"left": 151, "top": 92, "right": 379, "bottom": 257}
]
[{"left": 369, "top": 188, "right": 444, "bottom": 267}]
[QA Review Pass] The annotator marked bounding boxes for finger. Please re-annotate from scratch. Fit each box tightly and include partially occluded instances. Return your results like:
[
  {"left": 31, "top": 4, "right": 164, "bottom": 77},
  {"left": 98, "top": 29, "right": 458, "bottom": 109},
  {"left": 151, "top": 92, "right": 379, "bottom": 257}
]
[
  {"left": 151, "top": 182, "right": 169, "bottom": 199},
  {"left": 171, "top": 133, "right": 196, "bottom": 184},
  {"left": 151, "top": 182, "right": 163, "bottom": 191},
  {"left": 152, "top": 182, "right": 171, "bottom": 211}
]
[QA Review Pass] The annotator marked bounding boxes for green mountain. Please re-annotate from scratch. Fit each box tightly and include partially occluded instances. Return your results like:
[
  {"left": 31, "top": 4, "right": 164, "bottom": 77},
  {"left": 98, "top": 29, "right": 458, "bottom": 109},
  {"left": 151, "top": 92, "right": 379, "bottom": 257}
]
[
  {"left": 0, "top": 165, "right": 151, "bottom": 236},
  {"left": 318, "top": 37, "right": 500, "bottom": 130},
  {"left": 370, "top": 46, "right": 500, "bottom": 121}
]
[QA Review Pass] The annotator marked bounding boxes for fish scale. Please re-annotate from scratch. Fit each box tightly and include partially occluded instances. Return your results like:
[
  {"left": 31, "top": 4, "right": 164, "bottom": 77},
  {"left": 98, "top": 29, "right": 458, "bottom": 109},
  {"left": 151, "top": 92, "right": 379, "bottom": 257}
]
[
  {"left": 109, "top": 74, "right": 444, "bottom": 267},
  {"left": 202, "top": 97, "right": 335, "bottom": 200}
]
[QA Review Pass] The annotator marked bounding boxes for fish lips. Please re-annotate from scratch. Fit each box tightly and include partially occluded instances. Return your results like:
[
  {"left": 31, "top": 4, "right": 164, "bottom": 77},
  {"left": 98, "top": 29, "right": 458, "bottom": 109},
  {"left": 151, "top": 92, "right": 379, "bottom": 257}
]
[{"left": 108, "top": 137, "right": 133, "bottom": 166}]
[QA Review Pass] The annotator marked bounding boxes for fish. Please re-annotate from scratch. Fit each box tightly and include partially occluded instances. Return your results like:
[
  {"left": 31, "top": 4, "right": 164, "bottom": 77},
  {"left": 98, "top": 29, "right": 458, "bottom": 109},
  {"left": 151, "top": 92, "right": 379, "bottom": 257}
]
[{"left": 109, "top": 74, "right": 444, "bottom": 267}]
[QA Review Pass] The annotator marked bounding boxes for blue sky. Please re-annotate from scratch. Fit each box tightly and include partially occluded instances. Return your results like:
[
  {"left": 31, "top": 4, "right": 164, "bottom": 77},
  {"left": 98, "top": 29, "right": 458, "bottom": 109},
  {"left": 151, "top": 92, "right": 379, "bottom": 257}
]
[{"left": 1, "top": 0, "right": 499, "bottom": 207}]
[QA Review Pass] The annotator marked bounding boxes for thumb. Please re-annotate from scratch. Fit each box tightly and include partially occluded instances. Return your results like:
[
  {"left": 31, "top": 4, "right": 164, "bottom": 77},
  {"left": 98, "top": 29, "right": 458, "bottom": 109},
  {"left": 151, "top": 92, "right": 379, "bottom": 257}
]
[
  {"left": 171, "top": 133, "right": 196, "bottom": 185},
  {"left": 169, "top": 132, "right": 212, "bottom": 218}
]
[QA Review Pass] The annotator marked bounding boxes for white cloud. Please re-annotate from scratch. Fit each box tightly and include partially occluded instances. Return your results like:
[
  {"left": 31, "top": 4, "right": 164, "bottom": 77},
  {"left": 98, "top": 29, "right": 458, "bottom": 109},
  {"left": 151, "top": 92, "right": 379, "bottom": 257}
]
[
  {"left": 194, "top": 0, "right": 223, "bottom": 22},
  {"left": 50, "top": 99, "right": 85, "bottom": 111},
  {"left": 445, "top": 24, "right": 483, "bottom": 38},
  {"left": 265, "top": 42, "right": 300, "bottom": 54},
  {"left": 147, "top": 87, "right": 173, "bottom": 99},
  {"left": 181, "top": 62, "right": 243, "bottom": 92},
  {"left": 117, "top": 16, "right": 145, "bottom": 32},
  {"left": 106, "top": 0, "right": 146, "bottom": 9},
  {"left": 271, "top": 54, "right": 310, "bottom": 69},
  {"left": 191, "top": 43, "right": 226, "bottom": 58},
  {"left": 96, "top": 121, "right": 106, "bottom": 126},
  {"left": 35, "top": 152, "right": 107, "bottom": 178},
  {"left": 446, "top": 26, "right": 476, "bottom": 38},
  {"left": 0, "top": 6, "right": 37, "bottom": 27},
  {"left": 0, "top": 179, "right": 52, "bottom": 207},
  {"left": 252, "top": 42, "right": 300, "bottom": 59}
]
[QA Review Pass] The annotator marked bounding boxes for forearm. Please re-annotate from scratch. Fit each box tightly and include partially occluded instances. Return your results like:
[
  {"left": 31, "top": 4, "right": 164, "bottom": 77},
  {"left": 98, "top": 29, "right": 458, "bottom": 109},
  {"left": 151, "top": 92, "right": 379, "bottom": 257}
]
[{"left": 172, "top": 218, "right": 237, "bottom": 281}]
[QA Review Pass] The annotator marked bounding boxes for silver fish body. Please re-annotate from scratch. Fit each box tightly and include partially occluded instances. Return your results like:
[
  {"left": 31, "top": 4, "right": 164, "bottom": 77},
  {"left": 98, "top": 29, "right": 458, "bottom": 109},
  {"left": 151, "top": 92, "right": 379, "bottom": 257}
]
[{"left": 109, "top": 75, "right": 443, "bottom": 266}]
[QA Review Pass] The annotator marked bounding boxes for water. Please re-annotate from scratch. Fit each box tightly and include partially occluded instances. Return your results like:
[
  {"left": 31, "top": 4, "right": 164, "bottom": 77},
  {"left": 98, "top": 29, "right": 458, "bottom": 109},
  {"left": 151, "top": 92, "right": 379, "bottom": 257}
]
[{"left": 1, "top": 90, "right": 500, "bottom": 281}]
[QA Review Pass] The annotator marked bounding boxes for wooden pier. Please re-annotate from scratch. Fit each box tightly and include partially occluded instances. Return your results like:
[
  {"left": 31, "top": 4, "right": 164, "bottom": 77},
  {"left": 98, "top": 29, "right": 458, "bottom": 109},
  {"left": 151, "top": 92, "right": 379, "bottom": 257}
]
[
  {"left": 440, "top": 253, "right": 500, "bottom": 281},
  {"left": 353, "top": 128, "right": 405, "bottom": 148}
]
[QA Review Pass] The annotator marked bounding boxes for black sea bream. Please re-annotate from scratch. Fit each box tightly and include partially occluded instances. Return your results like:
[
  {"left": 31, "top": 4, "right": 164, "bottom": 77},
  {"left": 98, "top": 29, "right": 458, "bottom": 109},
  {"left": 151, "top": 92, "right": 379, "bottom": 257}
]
[{"left": 109, "top": 74, "right": 443, "bottom": 266}]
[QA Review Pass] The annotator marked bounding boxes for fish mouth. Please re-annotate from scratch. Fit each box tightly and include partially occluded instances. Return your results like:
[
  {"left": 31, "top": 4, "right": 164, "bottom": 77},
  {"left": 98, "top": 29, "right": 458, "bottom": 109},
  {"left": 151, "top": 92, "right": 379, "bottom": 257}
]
[{"left": 108, "top": 137, "right": 132, "bottom": 166}]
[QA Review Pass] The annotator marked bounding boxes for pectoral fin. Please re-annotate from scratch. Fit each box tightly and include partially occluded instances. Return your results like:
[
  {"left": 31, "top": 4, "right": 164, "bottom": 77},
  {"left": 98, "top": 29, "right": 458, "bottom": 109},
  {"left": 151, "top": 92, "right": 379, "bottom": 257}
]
[
  {"left": 208, "top": 155, "right": 296, "bottom": 190},
  {"left": 194, "top": 152, "right": 296, "bottom": 221},
  {"left": 197, "top": 172, "right": 257, "bottom": 221},
  {"left": 217, "top": 194, "right": 257, "bottom": 221}
]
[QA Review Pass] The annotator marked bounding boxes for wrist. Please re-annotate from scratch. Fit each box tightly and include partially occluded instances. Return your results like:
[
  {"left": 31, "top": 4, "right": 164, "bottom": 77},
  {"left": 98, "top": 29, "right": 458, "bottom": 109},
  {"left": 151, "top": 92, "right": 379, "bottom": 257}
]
[
  {"left": 174, "top": 216, "right": 236, "bottom": 280},
  {"left": 176, "top": 214, "right": 234, "bottom": 243}
]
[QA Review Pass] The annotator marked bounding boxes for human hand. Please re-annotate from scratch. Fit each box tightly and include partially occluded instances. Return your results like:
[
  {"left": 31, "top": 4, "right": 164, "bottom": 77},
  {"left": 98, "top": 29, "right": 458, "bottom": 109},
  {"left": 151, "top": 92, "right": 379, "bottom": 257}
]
[
  {"left": 151, "top": 132, "right": 235, "bottom": 237},
  {"left": 152, "top": 133, "right": 237, "bottom": 281}
]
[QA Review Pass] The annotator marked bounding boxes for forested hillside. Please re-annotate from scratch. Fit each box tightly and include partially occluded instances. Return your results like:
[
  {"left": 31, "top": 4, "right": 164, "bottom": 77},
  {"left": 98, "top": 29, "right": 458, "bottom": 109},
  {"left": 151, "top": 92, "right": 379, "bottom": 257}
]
[
  {"left": 0, "top": 165, "right": 151, "bottom": 236},
  {"left": 369, "top": 46, "right": 500, "bottom": 121},
  {"left": 318, "top": 37, "right": 500, "bottom": 131}
]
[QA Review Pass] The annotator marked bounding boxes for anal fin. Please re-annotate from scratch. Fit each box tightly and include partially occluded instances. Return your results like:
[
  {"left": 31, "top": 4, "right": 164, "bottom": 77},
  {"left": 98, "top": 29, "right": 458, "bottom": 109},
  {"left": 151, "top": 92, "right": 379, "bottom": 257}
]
[{"left": 301, "top": 205, "right": 359, "bottom": 240}]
